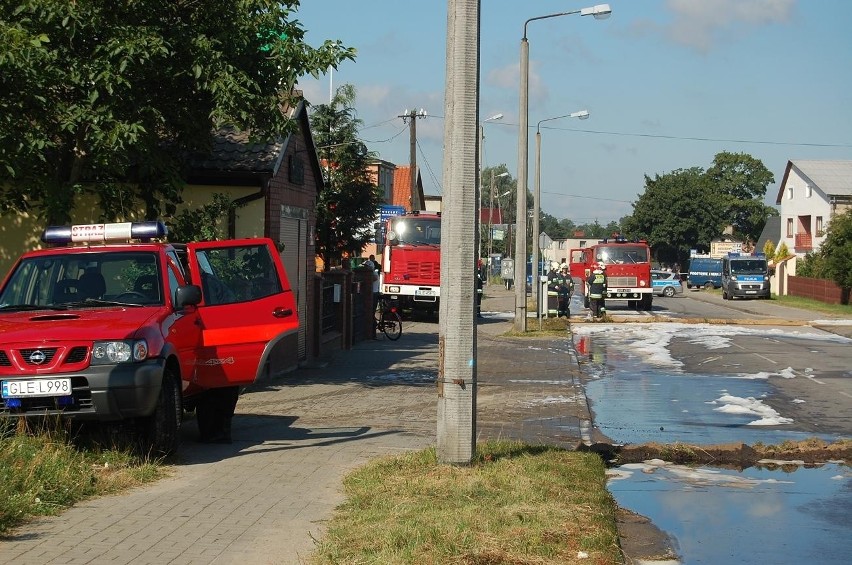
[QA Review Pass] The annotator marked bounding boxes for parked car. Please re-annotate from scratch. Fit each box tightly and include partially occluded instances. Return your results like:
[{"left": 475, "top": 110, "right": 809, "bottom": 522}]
[{"left": 651, "top": 270, "right": 683, "bottom": 297}]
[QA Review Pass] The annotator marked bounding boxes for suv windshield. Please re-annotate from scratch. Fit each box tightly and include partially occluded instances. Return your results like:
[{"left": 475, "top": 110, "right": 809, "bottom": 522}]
[
  {"left": 729, "top": 260, "right": 767, "bottom": 275},
  {"left": 0, "top": 251, "right": 162, "bottom": 308}
]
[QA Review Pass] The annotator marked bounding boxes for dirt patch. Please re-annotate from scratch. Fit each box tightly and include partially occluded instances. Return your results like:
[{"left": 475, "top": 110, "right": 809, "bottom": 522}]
[
  {"left": 615, "top": 507, "right": 679, "bottom": 563},
  {"left": 581, "top": 438, "right": 851, "bottom": 469}
]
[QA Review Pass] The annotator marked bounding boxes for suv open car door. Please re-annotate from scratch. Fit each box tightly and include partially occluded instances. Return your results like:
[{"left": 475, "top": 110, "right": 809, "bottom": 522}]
[{"left": 185, "top": 238, "right": 298, "bottom": 388}]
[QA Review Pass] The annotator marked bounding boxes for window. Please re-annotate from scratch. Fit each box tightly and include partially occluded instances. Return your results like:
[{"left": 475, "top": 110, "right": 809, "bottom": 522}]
[
  {"left": 805, "top": 185, "right": 812, "bottom": 198},
  {"left": 288, "top": 155, "right": 305, "bottom": 185},
  {"left": 787, "top": 186, "right": 793, "bottom": 200},
  {"left": 196, "top": 244, "right": 282, "bottom": 305},
  {"left": 816, "top": 216, "right": 824, "bottom": 236},
  {"left": 786, "top": 218, "right": 794, "bottom": 237}
]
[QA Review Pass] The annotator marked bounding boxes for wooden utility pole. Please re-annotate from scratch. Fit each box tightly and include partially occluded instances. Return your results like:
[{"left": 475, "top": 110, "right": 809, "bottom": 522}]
[{"left": 401, "top": 109, "right": 427, "bottom": 212}]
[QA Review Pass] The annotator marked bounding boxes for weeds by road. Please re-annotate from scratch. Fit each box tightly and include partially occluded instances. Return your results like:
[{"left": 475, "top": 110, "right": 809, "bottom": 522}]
[
  {"left": 0, "top": 420, "right": 165, "bottom": 534},
  {"left": 311, "top": 440, "right": 623, "bottom": 564}
]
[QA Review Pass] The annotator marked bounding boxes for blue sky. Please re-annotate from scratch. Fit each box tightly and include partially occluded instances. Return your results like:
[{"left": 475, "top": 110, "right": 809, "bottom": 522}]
[{"left": 295, "top": 0, "right": 852, "bottom": 226}]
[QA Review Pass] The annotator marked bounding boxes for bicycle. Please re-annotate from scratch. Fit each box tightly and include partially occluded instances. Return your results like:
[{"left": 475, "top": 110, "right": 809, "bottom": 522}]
[{"left": 374, "top": 296, "right": 402, "bottom": 340}]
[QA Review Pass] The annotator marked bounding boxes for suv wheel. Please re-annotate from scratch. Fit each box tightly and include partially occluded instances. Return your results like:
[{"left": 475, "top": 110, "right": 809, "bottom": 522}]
[{"left": 141, "top": 367, "right": 182, "bottom": 457}]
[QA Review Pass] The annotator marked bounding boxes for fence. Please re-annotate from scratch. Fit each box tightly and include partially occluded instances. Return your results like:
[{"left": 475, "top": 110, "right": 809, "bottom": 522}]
[
  {"left": 787, "top": 276, "right": 847, "bottom": 305},
  {"left": 314, "top": 268, "right": 376, "bottom": 358}
]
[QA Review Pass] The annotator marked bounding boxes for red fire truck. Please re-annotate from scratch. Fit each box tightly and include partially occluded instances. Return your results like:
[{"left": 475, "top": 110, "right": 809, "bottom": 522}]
[
  {"left": 570, "top": 235, "right": 653, "bottom": 310},
  {"left": 377, "top": 211, "right": 441, "bottom": 316}
]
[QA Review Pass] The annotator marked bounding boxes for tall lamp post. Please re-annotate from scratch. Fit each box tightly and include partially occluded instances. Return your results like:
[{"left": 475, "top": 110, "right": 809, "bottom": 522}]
[
  {"left": 488, "top": 172, "right": 510, "bottom": 276},
  {"left": 532, "top": 110, "right": 589, "bottom": 309},
  {"left": 513, "top": 3, "right": 611, "bottom": 332},
  {"left": 478, "top": 113, "right": 503, "bottom": 264}
]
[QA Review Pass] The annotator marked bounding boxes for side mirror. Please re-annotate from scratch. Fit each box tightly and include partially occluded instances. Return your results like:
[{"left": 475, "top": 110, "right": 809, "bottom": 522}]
[{"left": 175, "top": 284, "right": 202, "bottom": 309}]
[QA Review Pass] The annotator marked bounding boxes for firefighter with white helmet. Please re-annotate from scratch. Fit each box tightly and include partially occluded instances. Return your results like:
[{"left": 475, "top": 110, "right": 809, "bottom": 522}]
[
  {"left": 587, "top": 262, "right": 607, "bottom": 318},
  {"left": 548, "top": 262, "right": 575, "bottom": 318}
]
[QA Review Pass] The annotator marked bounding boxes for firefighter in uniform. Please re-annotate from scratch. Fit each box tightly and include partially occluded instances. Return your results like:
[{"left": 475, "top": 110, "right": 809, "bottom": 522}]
[
  {"left": 586, "top": 263, "right": 607, "bottom": 318},
  {"left": 548, "top": 263, "right": 575, "bottom": 318}
]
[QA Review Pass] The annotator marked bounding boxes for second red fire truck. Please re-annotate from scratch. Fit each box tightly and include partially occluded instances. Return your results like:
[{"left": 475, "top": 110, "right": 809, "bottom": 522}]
[{"left": 570, "top": 235, "right": 653, "bottom": 310}]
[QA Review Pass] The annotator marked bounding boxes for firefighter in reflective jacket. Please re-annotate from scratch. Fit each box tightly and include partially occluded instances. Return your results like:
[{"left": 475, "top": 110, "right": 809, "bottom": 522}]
[
  {"left": 548, "top": 263, "right": 575, "bottom": 318},
  {"left": 586, "top": 264, "right": 607, "bottom": 318}
]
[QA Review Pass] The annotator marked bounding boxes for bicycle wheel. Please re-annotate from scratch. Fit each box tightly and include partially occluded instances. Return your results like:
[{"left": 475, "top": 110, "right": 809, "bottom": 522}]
[{"left": 380, "top": 309, "right": 402, "bottom": 340}]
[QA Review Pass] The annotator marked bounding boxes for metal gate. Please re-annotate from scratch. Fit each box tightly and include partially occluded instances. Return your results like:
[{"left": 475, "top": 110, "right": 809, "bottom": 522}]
[{"left": 279, "top": 207, "right": 308, "bottom": 361}]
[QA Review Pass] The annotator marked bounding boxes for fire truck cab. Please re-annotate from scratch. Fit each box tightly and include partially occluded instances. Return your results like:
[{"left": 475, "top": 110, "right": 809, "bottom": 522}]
[
  {"left": 570, "top": 236, "right": 653, "bottom": 311},
  {"left": 377, "top": 211, "right": 441, "bottom": 316},
  {"left": 0, "top": 221, "right": 297, "bottom": 455}
]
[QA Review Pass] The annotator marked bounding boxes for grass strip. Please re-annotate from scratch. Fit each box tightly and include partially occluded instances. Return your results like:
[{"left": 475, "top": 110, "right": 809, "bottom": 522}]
[
  {"left": 312, "top": 440, "right": 622, "bottom": 564},
  {"left": 0, "top": 420, "right": 165, "bottom": 534}
]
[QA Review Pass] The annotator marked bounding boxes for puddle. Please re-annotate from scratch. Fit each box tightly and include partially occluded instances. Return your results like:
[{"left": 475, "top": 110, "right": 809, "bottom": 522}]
[
  {"left": 572, "top": 326, "right": 851, "bottom": 564},
  {"left": 582, "top": 363, "right": 833, "bottom": 446},
  {"left": 608, "top": 462, "right": 851, "bottom": 564}
]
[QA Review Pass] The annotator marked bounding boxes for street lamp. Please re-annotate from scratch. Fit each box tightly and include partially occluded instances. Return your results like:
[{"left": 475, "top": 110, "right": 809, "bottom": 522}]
[
  {"left": 513, "top": 3, "right": 611, "bottom": 332},
  {"left": 479, "top": 113, "right": 504, "bottom": 264},
  {"left": 532, "top": 110, "right": 589, "bottom": 309},
  {"left": 488, "top": 171, "right": 510, "bottom": 274}
]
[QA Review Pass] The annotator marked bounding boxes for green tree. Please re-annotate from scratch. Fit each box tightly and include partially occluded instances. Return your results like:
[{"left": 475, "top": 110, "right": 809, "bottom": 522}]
[
  {"left": 763, "top": 239, "right": 777, "bottom": 260},
  {"left": 705, "top": 151, "right": 777, "bottom": 243},
  {"left": 310, "top": 84, "right": 381, "bottom": 269},
  {"left": 820, "top": 209, "right": 852, "bottom": 303},
  {"left": 167, "top": 193, "right": 236, "bottom": 243},
  {"left": 796, "top": 250, "right": 826, "bottom": 279},
  {"left": 622, "top": 167, "right": 725, "bottom": 266},
  {"left": 538, "top": 211, "right": 568, "bottom": 240},
  {"left": 0, "top": 0, "right": 354, "bottom": 224}
]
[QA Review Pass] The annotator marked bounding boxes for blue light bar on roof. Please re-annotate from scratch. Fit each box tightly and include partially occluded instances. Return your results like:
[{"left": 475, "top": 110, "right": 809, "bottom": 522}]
[{"left": 42, "top": 221, "right": 168, "bottom": 244}]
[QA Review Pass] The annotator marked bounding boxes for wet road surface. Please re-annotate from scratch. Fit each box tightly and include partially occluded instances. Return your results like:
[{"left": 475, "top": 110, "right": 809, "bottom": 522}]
[{"left": 572, "top": 322, "right": 852, "bottom": 564}]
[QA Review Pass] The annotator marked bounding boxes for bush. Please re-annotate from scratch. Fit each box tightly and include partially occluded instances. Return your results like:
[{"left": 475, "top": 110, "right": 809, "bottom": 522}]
[{"left": 796, "top": 251, "right": 827, "bottom": 278}]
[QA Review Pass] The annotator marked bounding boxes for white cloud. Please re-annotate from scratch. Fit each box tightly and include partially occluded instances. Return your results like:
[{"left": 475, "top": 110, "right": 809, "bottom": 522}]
[
  {"left": 665, "top": 0, "right": 795, "bottom": 51},
  {"left": 486, "top": 61, "right": 548, "bottom": 105}
]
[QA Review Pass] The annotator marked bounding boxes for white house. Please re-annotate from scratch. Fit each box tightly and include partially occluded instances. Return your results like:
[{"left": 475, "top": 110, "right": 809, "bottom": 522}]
[{"left": 775, "top": 159, "right": 852, "bottom": 257}]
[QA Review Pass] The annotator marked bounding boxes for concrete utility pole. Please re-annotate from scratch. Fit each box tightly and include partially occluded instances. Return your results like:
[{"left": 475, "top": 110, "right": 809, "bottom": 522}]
[
  {"left": 438, "top": 0, "right": 479, "bottom": 465},
  {"left": 401, "top": 108, "right": 427, "bottom": 211}
]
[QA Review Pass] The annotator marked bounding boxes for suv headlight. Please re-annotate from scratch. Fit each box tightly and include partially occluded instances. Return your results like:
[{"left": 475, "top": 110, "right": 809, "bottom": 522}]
[{"left": 91, "top": 340, "right": 148, "bottom": 364}]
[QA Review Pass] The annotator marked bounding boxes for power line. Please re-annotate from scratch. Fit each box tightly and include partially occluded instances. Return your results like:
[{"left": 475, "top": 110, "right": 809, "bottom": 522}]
[
  {"left": 532, "top": 123, "right": 852, "bottom": 148},
  {"left": 372, "top": 113, "right": 851, "bottom": 148},
  {"left": 416, "top": 138, "right": 442, "bottom": 194},
  {"left": 361, "top": 125, "right": 409, "bottom": 144},
  {"left": 540, "top": 188, "right": 633, "bottom": 203}
]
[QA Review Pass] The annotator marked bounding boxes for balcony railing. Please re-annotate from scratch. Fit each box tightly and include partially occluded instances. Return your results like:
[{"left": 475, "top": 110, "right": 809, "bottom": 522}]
[{"left": 795, "top": 233, "right": 813, "bottom": 250}]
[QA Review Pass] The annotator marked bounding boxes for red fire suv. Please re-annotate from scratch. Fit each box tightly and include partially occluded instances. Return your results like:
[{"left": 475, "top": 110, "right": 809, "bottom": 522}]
[{"left": 0, "top": 221, "right": 297, "bottom": 455}]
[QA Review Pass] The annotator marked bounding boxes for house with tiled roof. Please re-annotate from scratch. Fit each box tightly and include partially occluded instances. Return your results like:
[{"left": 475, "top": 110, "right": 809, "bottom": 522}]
[
  {"left": 180, "top": 98, "right": 325, "bottom": 367},
  {"left": 391, "top": 165, "right": 425, "bottom": 212},
  {"left": 0, "top": 98, "right": 326, "bottom": 368},
  {"left": 774, "top": 160, "right": 852, "bottom": 257}
]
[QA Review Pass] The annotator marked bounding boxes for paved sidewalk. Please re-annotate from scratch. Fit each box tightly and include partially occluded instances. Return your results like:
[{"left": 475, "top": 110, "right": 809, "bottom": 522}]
[{"left": 1, "top": 284, "right": 594, "bottom": 565}]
